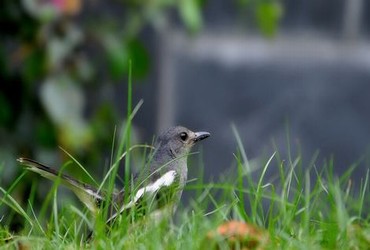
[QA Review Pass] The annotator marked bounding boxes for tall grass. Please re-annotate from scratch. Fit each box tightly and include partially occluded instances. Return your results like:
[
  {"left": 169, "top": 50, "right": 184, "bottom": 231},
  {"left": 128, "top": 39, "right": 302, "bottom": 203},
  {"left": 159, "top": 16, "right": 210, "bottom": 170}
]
[
  {"left": 1, "top": 75, "right": 369, "bottom": 249},
  {"left": 1, "top": 127, "right": 370, "bottom": 249}
]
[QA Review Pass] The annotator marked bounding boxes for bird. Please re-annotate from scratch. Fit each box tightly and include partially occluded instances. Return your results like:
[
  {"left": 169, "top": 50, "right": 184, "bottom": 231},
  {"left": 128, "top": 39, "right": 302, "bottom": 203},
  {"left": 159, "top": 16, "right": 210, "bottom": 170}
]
[{"left": 17, "top": 126, "right": 210, "bottom": 225}]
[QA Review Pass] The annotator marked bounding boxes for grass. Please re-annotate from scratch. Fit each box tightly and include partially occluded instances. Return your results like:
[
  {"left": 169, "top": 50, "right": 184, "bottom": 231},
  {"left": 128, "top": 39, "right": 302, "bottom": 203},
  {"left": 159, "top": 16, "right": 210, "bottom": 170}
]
[
  {"left": 1, "top": 71, "right": 369, "bottom": 249},
  {"left": 0, "top": 129, "right": 369, "bottom": 249}
]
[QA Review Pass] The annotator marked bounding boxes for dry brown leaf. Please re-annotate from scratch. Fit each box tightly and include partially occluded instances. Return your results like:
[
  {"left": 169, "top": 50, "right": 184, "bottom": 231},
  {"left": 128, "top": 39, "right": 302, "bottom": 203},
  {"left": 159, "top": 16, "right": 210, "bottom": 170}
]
[{"left": 207, "top": 220, "right": 270, "bottom": 250}]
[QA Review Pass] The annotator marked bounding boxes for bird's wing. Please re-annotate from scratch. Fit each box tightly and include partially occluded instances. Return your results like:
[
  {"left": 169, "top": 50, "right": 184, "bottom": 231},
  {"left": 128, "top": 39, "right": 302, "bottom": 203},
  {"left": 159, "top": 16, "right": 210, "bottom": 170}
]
[
  {"left": 18, "top": 158, "right": 104, "bottom": 213},
  {"left": 106, "top": 170, "right": 177, "bottom": 224}
]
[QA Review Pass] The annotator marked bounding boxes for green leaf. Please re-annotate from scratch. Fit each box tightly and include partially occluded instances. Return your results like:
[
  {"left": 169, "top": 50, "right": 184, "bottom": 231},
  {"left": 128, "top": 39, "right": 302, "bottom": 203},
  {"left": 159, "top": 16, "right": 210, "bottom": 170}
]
[
  {"left": 0, "top": 94, "right": 11, "bottom": 127},
  {"left": 179, "top": 0, "right": 202, "bottom": 33},
  {"left": 127, "top": 39, "right": 150, "bottom": 79},
  {"left": 40, "top": 75, "right": 84, "bottom": 125},
  {"left": 40, "top": 75, "right": 92, "bottom": 150},
  {"left": 23, "top": 48, "right": 45, "bottom": 82},
  {"left": 256, "top": 2, "right": 282, "bottom": 37},
  {"left": 103, "top": 35, "right": 129, "bottom": 80},
  {"left": 36, "top": 118, "right": 57, "bottom": 148}
]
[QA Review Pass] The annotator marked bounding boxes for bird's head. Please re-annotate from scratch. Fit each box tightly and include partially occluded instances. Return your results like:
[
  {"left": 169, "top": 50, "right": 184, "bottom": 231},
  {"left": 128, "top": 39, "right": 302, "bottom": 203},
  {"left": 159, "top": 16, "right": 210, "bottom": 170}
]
[{"left": 155, "top": 126, "right": 210, "bottom": 159}]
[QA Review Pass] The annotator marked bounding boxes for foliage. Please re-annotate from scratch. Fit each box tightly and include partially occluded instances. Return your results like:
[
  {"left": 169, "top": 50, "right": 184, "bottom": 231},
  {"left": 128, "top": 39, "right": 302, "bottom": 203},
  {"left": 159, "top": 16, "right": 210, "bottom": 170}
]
[{"left": 0, "top": 128, "right": 369, "bottom": 249}]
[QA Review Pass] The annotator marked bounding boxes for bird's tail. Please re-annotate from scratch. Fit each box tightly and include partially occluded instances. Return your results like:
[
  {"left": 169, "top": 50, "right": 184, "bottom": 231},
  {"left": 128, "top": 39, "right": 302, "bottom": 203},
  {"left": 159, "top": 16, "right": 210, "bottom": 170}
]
[{"left": 17, "top": 157, "right": 103, "bottom": 213}]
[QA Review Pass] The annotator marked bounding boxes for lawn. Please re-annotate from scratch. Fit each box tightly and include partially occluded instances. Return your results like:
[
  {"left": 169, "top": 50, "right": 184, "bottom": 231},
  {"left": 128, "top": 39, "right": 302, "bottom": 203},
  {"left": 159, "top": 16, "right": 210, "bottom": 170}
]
[
  {"left": 1, "top": 78, "right": 369, "bottom": 249},
  {"left": 0, "top": 128, "right": 369, "bottom": 249}
]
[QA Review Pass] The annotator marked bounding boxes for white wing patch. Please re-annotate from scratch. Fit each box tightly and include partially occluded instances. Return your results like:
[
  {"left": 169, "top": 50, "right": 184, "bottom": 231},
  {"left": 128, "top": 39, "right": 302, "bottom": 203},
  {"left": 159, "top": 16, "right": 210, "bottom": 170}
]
[
  {"left": 134, "top": 170, "right": 176, "bottom": 200},
  {"left": 107, "top": 170, "right": 177, "bottom": 223}
]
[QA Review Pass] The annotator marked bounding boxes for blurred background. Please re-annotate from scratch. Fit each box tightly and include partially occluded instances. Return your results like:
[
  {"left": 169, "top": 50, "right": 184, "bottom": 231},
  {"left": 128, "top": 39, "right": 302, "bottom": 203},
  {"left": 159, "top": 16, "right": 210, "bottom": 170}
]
[{"left": 1, "top": 0, "right": 370, "bottom": 230}]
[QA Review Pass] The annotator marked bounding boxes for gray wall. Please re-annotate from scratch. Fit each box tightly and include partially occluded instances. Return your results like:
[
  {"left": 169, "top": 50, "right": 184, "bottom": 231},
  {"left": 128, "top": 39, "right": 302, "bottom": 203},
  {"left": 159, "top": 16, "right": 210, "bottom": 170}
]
[{"left": 128, "top": 0, "right": 370, "bottom": 183}]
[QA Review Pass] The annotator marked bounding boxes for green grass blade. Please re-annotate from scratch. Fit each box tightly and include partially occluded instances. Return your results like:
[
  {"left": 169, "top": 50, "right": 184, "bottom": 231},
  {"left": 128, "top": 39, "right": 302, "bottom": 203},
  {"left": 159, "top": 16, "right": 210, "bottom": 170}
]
[{"left": 0, "top": 187, "right": 34, "bottom": 228}]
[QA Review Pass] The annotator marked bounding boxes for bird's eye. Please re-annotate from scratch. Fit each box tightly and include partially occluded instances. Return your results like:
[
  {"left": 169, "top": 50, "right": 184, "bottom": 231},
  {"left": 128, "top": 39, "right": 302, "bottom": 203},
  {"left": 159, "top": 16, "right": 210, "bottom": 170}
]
[{"left": 180, "top": 132, "right": 188, "bottom": 141}]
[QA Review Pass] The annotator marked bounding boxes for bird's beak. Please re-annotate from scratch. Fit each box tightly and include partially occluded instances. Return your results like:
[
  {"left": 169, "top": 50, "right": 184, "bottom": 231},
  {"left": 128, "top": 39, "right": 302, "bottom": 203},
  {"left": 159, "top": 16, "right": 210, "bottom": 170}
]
[{"left": 193, "top": 131, "right": 211, "bottom": 142}]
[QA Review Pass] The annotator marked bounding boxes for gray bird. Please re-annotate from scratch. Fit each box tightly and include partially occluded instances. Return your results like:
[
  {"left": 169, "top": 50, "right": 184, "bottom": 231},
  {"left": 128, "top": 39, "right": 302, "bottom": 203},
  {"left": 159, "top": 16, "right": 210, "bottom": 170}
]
[{"left": 17, "top": 126, "right": 210, "bottom": 224}]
